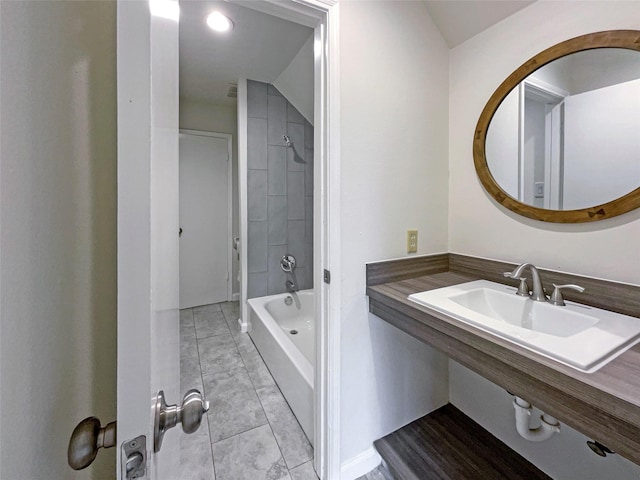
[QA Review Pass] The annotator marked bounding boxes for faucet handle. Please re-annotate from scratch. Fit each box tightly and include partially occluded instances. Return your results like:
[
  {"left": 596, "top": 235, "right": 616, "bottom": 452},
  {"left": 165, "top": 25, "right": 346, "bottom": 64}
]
[
  {"left": 503, "top": 272, "right": 530, "bottom": 296},
  {"left": 549, "top": 284, "right": 585, "bottom": 306}
]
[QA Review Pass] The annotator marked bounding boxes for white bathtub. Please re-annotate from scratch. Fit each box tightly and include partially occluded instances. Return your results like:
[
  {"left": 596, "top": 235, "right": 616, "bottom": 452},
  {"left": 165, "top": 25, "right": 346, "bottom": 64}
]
[{"left": 248, "top": 290, "right": 314, "bottom": 444}]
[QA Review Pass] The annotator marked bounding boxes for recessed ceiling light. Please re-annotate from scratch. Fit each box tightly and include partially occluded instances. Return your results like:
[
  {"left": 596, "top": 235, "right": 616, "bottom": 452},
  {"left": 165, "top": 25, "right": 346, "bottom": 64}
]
[{"left": 206, "top": 11, "right": 233, "bottom": 32}]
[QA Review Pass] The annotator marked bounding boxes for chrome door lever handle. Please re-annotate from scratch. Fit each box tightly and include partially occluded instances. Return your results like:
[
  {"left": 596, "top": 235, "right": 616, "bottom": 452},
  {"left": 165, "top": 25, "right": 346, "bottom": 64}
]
[
  {"left": 153, "top": 389, "right": 209, "bottom": 452},
  {"left": 68, "top": 417, "right": 117, "bottom": 470}
]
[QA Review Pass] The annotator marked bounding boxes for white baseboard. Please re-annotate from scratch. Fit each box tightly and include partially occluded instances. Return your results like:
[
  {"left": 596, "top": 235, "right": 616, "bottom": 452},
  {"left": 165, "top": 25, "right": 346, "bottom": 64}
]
[
  {"left": 238, "top": 317, "right": 249, "bottom": 333},
  {"left": 340, "top": 447, "right": 381, "bottom": 480}
]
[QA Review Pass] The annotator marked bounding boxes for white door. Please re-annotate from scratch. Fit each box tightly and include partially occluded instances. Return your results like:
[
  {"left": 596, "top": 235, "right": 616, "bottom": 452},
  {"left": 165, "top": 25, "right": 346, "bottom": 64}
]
[
  {"left": 179, "top": 132, "right": 231, "bottom": 308},
  {"left": 116, "top": 2, "right": 206, "bottom": 479}
]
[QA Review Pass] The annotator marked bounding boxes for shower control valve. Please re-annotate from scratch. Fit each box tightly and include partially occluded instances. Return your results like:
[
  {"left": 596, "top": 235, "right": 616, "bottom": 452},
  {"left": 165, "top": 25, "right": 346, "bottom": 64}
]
[{"left": 280, "top": 254, "right": 297, "bottom": 273}]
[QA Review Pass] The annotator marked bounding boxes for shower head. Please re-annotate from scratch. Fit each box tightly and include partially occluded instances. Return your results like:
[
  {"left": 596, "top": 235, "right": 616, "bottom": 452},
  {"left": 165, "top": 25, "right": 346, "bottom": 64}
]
[{"left": 282, "top": 134, "right": 292, "bottom": 147}]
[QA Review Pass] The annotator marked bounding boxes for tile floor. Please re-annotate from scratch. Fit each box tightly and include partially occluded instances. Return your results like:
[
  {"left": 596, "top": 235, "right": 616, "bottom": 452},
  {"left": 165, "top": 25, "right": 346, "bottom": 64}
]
[
  {"left": 179, "top": 300, "right": 390, "bottom": 480},
  {"left": 180, "top": 300, "right": 317, "bottom": 480}
]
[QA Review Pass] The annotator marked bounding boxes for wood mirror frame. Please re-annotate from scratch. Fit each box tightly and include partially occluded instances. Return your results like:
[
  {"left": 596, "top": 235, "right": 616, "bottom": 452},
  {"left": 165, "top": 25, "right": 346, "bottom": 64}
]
[{"left": 473, "top": 30, "right": 640, "bottom": 223}]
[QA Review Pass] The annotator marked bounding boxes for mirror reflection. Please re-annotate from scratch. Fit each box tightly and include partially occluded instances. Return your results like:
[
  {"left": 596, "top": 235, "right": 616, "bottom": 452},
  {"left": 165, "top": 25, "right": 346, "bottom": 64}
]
[{"left": 486, "top": 48, "right": 640, "bottom": 210}]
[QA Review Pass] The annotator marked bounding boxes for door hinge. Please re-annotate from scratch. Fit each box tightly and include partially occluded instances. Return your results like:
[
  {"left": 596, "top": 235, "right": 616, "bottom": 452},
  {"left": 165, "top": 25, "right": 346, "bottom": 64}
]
[
  {"left": 323, "top": 269, "right": 331, "bottom": 284},
  {"left": 121, "top": 435, "right": 146, "bottom": 480}
]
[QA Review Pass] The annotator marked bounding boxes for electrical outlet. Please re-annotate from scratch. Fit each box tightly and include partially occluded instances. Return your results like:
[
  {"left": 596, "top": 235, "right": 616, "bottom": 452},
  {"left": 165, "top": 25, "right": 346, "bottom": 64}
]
[{"left": 407, "top": 230, "right": 418, "bottom": 253}]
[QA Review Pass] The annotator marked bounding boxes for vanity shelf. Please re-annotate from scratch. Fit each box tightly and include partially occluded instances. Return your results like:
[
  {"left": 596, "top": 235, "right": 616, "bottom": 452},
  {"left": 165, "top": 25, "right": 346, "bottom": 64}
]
[
  {"left": 374, "top": 403, "right": 551, "bottom": 480},
  {"left": 366, "top": 253, "right": 640, "bottom": 467}
]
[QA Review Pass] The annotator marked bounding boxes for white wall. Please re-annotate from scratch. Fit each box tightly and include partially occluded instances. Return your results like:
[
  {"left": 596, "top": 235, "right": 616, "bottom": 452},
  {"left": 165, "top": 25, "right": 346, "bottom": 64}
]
[
  {"left": 448, "top": 2, "right": 640, "bottom": 477},
  {"left": 0, "top": 1, "right": 116, "bottom": 479},
  {"left": 180, "top": 100, "right": 240, "bottom": 298},
  {"left": 449, "top": 1, "right": 640, "bottom": 284},
  {"left": 274, "top": 33, "right": 314, "bottom": 125},
  {"left": 338, "top": 1, "right": 450, "bottom": 473}
]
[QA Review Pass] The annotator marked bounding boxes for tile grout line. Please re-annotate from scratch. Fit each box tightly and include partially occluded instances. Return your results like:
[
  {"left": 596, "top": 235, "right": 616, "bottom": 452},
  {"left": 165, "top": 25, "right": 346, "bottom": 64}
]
[
  {"left": 185, "top": 306, "right": 217, "bottom": 480},
  {"left": 191, "top": 301, "right": 314, "bottom": 479},
  {"left": 220, "top": 302, "right": 296, "bottom": 477},
  {"left": 199, "top": 302, "right": 271, "bottom": 476},
  {"left": 254, "top": 381, "right": 294, "bottom": 475}
]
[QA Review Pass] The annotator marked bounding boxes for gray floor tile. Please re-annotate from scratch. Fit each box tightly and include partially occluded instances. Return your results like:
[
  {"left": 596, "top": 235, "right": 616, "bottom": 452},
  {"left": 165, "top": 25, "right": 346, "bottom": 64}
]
[
  {"left": 182, "top": 300, "right": 315, "bottom": 480},
  {"left": 194, "top": 305, "right": 230, "bottom": 339},
  {"left": 212, "top": 424, "right": 291, "bottom": 480},
  {"left": 220, "top": 301, "right": 240, "bottom": 327},
  {"left": 181, "top": 324, "right": 197, "bottom": 350},
  {"left": 355, "top": 465, "right": 393, "bottom": 480},
  {"left": 243, "top": 350, "right": 277, "bottom": 391},
  {"left": 182, "top": 373, "right": 205, "bottom": 396},
  {"left": 180, "top": 428, "right": 215, "bottom": 480},
  {"left": 257, "top": 385, "right": 313, "bottom": 469},
  {"left": 181, "top": 309, "right": 196, "bottom": 342},
  {"left": 181, "top": 308, "right": 195, "bottom": 325},
  {"left": 203, "top": 367, "right": 268, "bottom": 443},
  {"left": 194, "top": 303, "right": 222, "bottom": 313},
  {"left": 237, "top": 333, "right": 259, "bottom": 358},
  {"left": 225, "top": 314, "right": 244, "bottom": 341},
  {"left": 181, "top": 343, "right": 202, "bottom": 393},
  {"left": 198, "top": 334, "right": 244, "bottom": 375},
  {"left": 289, "top": 461, "right": 318, "bottom": 480}
]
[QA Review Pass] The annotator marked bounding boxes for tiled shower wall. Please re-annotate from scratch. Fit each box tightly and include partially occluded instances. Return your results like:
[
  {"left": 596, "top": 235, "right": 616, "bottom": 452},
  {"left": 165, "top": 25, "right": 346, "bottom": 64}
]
[{"left": 247, "top": 80, "right": 313, "bottom": 298}]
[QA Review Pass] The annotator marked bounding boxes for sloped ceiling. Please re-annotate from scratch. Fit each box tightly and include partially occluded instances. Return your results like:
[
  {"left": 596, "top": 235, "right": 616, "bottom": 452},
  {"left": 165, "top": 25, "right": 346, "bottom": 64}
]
[
  {"left": 179, "top": 0, "right": 536, "bottom": 105},
  {"left": 424, "top": 0, "right": 536, "bottom": 48},
  {"left": 179, "top": 1, "right": 312, "bottom": 105}
]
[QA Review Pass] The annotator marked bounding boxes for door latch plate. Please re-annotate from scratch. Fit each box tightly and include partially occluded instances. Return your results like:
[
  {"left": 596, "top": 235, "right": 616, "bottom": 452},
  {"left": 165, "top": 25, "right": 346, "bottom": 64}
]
[{"left": 121, "top": 435, "right": 146, "bottom": 480}]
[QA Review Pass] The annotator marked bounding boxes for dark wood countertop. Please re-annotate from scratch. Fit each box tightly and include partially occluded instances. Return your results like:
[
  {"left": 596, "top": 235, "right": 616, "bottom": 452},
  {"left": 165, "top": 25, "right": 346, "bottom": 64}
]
[{"left": 366, "top": 256, "right": 640, "bottom": 467}]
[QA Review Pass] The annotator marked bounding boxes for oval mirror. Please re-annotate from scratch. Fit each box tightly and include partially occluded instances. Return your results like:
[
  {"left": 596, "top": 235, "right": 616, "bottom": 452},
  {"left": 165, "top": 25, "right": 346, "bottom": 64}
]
[{"left": 474, "top": 30, "right": 640, "bottom": 223}]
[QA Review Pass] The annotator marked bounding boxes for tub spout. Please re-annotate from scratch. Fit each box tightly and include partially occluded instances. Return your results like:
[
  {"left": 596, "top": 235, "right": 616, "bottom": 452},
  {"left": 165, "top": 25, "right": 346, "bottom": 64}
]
[{"left": 286, "top": 279, "right": 298, "bottom": 293}]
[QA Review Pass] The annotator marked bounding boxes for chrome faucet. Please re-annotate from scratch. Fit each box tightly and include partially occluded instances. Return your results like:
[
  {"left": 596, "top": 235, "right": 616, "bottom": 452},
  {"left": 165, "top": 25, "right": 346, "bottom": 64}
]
[
  {"left": 286, "top": 279, "right": 298, "bottom": 293},
  {"left": 504, "top": 263, "right": 547, "bottom": 302}
]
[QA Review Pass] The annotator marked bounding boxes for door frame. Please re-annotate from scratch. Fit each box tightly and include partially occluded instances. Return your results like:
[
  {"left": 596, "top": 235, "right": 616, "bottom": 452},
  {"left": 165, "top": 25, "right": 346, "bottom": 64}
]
[
  {"left": 233, "top": 1, "right": 340, "bottom": 478},
  {"left": 179, "top": 129, "right": 234, "bottom": 302}
]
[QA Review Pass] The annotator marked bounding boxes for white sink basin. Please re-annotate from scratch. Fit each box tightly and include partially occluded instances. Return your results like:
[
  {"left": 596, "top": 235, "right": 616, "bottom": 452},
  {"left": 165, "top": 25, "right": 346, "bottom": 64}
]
[{"left": 408, "top": 280, "right": 640, "bottom": 373}]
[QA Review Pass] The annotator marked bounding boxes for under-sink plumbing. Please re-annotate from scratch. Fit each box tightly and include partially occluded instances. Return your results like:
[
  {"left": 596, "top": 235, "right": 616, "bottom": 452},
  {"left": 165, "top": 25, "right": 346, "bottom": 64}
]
[{"left": 513, "top": 396, "right": 560, "bottom": 442}]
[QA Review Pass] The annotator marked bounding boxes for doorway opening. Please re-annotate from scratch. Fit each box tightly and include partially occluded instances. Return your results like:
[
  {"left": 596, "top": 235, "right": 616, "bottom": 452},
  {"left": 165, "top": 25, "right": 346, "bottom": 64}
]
[{"left": 176, "top": 1, "right": 338, "bottom": 479}]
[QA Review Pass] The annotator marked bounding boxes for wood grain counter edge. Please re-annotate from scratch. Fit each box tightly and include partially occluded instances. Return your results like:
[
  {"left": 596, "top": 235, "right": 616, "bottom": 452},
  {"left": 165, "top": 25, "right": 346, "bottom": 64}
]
[{"left": 365, "top": 258, "right": 640, "bottom": 467}]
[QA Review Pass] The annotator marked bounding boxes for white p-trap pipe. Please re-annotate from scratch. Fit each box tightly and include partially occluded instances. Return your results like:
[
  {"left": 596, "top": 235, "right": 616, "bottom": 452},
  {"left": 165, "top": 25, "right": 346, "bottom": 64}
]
[{"left": 513, "top": 396, "right": 560, "bottom": 442}]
